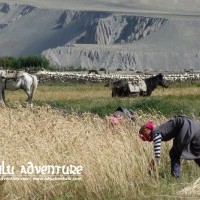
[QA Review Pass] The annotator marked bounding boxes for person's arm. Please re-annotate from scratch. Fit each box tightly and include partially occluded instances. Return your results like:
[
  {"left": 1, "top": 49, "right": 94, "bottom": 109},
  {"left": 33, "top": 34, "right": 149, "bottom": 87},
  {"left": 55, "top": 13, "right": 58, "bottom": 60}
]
[
  {"left": 148, "top": 133, "right": 162, "bottom": 172},
  {"left": 153, "top": 133, "right": 162, "bottom": 160}
]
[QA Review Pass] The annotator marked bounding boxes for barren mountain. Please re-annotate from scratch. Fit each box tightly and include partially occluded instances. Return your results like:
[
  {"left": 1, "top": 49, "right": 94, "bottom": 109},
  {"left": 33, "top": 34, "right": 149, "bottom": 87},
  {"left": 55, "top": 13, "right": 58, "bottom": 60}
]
[{"left": 0, "top": 2, "right": 199, "bottom": 72}]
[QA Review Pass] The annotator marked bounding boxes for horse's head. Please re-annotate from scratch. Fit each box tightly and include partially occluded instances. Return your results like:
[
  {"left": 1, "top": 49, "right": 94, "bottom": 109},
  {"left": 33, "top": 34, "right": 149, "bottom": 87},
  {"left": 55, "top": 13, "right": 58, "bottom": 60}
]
[{"left": 157, "top": 73, "right": 169, "bottom": 88}]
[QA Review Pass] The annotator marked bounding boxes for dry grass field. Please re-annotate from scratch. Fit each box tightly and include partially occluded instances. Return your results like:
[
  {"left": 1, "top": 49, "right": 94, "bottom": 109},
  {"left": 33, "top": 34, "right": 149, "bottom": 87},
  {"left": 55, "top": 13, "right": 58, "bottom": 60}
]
[
  {"left": 0, "top": 83, "right": 200, "bottom": 199},
  {"left": 5, "top": 84, "right": 110, "bottom": 102},
  {"left": 0, "top": 107, "right": 169, "bottom": 199}
]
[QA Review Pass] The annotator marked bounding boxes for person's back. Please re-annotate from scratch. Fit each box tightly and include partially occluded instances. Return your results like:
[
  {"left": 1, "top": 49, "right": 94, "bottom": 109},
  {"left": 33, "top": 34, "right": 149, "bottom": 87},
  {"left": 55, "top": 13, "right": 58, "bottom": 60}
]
[{"left": 139, "top": 115, "right": 200, "bottom": 178}]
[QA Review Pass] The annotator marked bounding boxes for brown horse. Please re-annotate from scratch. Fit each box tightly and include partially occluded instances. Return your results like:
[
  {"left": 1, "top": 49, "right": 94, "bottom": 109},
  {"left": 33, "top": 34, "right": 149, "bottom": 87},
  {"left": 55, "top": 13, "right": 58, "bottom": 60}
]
[{"left": 110, "top": 73, "right": 169, "bottom": 97}]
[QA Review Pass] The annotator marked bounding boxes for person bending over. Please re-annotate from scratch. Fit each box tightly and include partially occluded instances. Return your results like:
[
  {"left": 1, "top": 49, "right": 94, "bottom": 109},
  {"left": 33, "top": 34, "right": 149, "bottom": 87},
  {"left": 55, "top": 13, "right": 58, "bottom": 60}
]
[{"left": 139, "top": 115, "right": 200, "bottom": 178}]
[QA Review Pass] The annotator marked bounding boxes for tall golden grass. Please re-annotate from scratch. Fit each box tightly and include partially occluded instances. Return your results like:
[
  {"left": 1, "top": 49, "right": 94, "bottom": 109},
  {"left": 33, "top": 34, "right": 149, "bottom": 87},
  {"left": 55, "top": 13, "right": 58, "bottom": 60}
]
[
  {"left": 0, "top": 107, "right": 200, "bottom": 199},
  {"left": 0, "top": 106, "right": 173, "bottom": 199},
  {"left": 178, "top": 178, "right": 200, "bottom": 196}
]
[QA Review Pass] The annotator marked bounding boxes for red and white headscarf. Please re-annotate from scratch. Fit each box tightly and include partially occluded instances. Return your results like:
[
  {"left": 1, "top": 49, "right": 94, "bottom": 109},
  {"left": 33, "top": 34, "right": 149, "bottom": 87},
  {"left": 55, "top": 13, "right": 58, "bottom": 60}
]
[{"left": 139, "top": 121, "right": 154, "bottom": 142}]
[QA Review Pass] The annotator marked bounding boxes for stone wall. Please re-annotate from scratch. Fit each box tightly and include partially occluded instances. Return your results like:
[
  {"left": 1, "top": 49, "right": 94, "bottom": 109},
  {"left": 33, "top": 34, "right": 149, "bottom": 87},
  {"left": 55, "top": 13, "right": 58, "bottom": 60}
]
[{"left": 35, "top": 71, "right": 200, "bottom": 84}]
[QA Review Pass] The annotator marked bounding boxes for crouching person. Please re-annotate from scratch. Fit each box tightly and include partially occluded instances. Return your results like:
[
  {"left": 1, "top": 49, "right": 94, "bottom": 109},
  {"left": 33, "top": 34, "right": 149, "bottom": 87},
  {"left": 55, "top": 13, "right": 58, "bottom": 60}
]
[
  {"left": 139, "top": 115, "right": 200, "bottom": 178},
  {"left": 109, "top": 107, "right": 135, "bottom": 126}
]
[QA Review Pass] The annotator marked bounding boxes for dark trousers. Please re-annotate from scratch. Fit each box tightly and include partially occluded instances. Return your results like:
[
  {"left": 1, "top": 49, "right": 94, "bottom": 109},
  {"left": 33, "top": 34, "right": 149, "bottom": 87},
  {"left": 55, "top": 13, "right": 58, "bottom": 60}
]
[
  {"left": 194, "top": 158, "right": 200, "bottom": 166},
  {"left": 169, "top": 147, "right": 200, "bottom": 178},
  {"left": 169, "top": 147, "right": 181, "bottom": 177}
]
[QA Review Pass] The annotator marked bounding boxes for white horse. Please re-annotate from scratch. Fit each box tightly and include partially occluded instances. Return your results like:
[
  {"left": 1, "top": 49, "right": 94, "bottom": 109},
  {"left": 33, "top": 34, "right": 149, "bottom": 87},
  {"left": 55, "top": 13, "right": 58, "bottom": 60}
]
[{"left": 0, "top": 70, "right": 38, "bottom": 107}]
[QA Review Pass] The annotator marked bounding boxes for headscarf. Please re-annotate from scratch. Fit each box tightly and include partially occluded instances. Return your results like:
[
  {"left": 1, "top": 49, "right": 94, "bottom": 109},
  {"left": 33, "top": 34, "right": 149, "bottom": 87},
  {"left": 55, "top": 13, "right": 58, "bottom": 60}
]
[{"left": 139, "top": 121, "right": 154, "bottom": 142}]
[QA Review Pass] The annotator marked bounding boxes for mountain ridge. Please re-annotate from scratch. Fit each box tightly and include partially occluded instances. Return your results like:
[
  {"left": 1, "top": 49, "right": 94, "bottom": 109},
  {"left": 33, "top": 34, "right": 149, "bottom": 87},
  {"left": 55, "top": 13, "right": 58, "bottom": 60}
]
[{"left": 0, "top": 2, "right": 199, "bottom": 72}]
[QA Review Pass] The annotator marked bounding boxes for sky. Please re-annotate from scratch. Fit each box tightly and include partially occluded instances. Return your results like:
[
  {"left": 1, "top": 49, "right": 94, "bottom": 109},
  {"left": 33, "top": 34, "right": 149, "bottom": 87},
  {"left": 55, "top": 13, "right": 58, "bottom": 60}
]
[{"left": 0, "top": 0, "right": 200, "bottom": 16}]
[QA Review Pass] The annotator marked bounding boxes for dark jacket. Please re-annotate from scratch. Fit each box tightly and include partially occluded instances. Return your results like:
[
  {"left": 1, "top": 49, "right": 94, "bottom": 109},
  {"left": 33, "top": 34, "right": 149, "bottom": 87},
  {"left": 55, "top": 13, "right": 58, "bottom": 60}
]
[{"left": 152, "top": 115, "right": 200, "bottom": 159}]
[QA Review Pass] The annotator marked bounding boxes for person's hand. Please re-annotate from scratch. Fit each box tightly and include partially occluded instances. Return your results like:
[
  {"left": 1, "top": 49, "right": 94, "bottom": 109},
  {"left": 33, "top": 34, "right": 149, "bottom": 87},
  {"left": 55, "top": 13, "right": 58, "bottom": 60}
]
[
  {"left": 149, "top": 159, "right": 156, "bottom": 171},
  {"left": 148, "top": 158, "right": 160, "bottom": 175}
]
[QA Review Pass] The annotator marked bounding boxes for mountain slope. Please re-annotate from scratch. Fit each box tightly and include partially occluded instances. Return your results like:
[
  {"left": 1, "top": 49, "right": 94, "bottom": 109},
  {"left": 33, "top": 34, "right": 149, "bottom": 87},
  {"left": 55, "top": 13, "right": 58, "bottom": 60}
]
[{"left": 0, "top": 2, "right": 199, "bottom": 71}]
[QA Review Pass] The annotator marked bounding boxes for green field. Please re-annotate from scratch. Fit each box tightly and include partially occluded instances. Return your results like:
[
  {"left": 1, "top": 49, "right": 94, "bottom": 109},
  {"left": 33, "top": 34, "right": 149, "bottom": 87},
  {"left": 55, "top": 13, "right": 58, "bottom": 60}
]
[{"left": 7, "top": 80, "right": 200, "bottom": 117}]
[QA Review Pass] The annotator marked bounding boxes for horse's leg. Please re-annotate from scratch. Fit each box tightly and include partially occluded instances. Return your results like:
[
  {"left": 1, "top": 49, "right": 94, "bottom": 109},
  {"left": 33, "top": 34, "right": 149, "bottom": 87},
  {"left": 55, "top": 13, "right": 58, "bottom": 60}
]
[
  {"left": 22, "top": 89, "right": 33, "bottom": 108},
  {"left": 25, "top": 85, "right": 37, "bottom": 106},
  {"left": 130, "top": 92, "right": 138, "bottom": 97},
  {"left": 25, "top": 87, "right": 33, "bottom": 103},
  {"left": 28, "top": 75, "right": 38, "bottom": 106},
  {"left": 0, "top": 78, "right": 6, "bottom": 107},
  {"left": 22, "top": 75, "right": 38, "bottom": 107},
  {"left": 2, "top": 88, "right": 5, "bottom": 103}
]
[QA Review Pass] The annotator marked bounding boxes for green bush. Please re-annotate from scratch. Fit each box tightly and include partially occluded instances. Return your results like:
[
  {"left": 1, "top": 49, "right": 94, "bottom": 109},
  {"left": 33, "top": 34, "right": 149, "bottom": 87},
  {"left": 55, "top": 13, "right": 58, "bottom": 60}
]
[{"left": 0, "top": 56, "right": 50, "bottom": 70}]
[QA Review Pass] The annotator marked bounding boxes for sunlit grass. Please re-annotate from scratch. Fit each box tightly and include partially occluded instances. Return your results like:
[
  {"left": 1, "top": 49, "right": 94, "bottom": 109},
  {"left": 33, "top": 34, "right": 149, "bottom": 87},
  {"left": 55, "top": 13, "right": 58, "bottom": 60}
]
[
  {"left": 0, "top": 106, "right": 199, "bottom": 199},
  {"left": 5, "top": 82, "right": 200, "bottom": 102},
  {"left": 6, "top": 83, "right": 110, "bottom": 102}
]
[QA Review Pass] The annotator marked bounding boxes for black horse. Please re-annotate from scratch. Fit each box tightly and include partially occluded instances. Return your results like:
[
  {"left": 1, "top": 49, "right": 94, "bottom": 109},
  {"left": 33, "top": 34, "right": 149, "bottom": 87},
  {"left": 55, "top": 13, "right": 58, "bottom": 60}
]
[{"left": 111, "top": 73, "right": 169, "bottom": 97}]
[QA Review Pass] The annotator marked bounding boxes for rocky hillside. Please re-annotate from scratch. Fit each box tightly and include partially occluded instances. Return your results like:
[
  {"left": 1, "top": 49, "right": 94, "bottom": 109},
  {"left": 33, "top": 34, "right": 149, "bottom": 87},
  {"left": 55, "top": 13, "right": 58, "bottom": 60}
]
[{"left": 0, "top": 2, "right": 199, "bottom": 72}]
